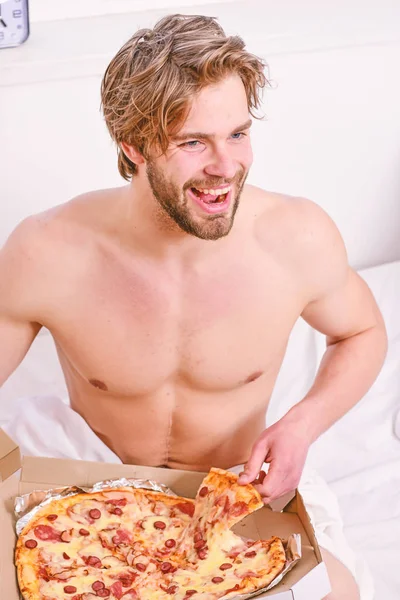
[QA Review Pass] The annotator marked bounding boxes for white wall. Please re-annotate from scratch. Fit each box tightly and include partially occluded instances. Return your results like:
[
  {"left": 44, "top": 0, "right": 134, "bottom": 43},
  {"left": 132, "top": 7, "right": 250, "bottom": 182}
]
[{"left": 1, "top": 0, "right": 399, "bottom": 269}]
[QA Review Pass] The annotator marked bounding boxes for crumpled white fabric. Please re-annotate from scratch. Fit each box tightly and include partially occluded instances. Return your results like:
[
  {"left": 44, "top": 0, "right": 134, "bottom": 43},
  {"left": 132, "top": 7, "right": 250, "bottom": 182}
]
[
  {"left": 4, "top": 395, "right": 374, "bottom": 599},
  {"left": 4, "top": 395, "right": 121, "bottom": 463}
]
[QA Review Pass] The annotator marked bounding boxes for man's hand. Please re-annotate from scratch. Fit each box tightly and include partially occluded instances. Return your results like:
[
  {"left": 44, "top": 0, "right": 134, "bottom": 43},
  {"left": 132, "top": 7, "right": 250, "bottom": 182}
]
[{"left": 237, "top": 417, "right": 311, "bottom": 504}]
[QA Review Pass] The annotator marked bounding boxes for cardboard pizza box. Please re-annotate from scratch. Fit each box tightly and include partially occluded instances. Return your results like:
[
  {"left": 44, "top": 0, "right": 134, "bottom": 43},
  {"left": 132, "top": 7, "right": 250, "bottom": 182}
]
[{"left": 0, "top": 428, "right": 331, "bottom": 599}]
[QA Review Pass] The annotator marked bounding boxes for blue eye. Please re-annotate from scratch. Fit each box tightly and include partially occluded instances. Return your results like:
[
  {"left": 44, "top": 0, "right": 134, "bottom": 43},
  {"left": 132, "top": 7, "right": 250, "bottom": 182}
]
[
  {"left": 180, "top": 132, "right": 246, "bottom": 149},
  {"left": 183, "top": 140, "right": 201, "bottom": 148}
]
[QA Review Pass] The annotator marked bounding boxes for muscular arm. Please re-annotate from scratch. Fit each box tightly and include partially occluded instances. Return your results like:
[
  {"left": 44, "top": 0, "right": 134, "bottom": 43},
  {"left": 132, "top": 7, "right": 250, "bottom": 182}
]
[
  {"left": 239, "top": 197, "right": 387, "bottom": 500},
  {"left": 285, "top": 200, "right": 388, "bottom": 440},
  {"left": 0, "top": 219, "right": 44, "bottom": 386}
]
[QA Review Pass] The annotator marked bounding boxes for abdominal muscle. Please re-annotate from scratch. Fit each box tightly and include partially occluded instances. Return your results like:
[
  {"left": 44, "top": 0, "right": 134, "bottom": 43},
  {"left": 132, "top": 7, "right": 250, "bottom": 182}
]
[{"left": 69, "top": 378, "right": 271, "bottom": 471}]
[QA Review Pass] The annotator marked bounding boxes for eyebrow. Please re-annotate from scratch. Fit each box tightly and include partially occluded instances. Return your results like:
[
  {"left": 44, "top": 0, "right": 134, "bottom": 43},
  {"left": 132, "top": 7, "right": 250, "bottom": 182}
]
[{"left": 171, "top": 119, "right": 253, "bottom": 142}]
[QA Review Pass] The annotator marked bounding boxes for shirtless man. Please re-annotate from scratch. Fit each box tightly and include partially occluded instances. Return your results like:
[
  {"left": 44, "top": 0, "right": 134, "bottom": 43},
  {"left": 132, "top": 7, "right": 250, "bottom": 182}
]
[{"left": 0, "top": 14, "right": 386, "bottom": 600}]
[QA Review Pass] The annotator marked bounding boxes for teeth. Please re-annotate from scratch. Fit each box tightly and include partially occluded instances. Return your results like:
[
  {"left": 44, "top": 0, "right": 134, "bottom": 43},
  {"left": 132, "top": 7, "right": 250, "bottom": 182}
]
[{"left": 195, "top": 186, "right": 231, "bottom": 196}]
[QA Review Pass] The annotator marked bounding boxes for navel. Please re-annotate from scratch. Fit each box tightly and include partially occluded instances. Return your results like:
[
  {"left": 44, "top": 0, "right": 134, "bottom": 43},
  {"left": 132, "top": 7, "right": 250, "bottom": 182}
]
[
  {"left": 89, "top": 378, "right": 108, "bottom": 391},
  {"left": 244, "top": 370, "right": 263, "bottom": 385}
]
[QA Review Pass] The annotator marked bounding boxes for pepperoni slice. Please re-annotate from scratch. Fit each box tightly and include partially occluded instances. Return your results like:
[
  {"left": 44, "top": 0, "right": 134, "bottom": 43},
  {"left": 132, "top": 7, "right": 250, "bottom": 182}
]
[
  {"left": 219, "top": 563, "right": 233, "bottom": 570},
  {"left": 198, "top": 549, "right": 207, "bottom": 560},
  {"left": 185, "top": 591, "right": 197, "bottom": 597},
  {"left": 106, "top": 498, "right": 128, "bottom": 507},
  {"left": 89, "top": 509, "right": 101, "bottom": 520},
  {"left": 79, "top": 528, "right": 90, "bottom": 537},
  {"left": 153, "top": 521, "right": 166, "bottom": 530},
  {"left": 39, "top": 567, "right": 49, "bottom": 579},
  {"left": 112, "top": 530, "right": 131, "bottom": 545},
  {"left": 135, "top": 563, "right": 146, "bottom": 572},
  {"left": 194, "top": 533, "right": 203, "bottom": 543},
  {"left": 24, "top": 539, "right": 38, "bottom": 549},
  {"left": 215, "top": 495, "right": 228, "bottom": 508},
  {"left": 160, "top": 562, "right": 172, "bottom": 573},
  {"left": 165, "top": 539, "right": 176, "bottom": 548},
  {"left": 96, "top": 589, "right": 111, "bottom": 598},
  {"left": 34, "top": 525, "right": 59, "bottom": 541},
  {"left": 64, "top": 586, "right": 77, "bottom": 594},
  {"left": 212, "top": 577, "right": 224, "bottom": 583},
  {"left": 63, "top": 552, "right": 70, "bottom": 560},
  {"left": 245, "top": 550, "right": 257, "bottom": 558},
  {"left": 229, "top": 501, "right": 248, "bottom": 517},
  {"left": 92, "top": 581, "right": 105, "bottom": 591},
  {"left": 113, "top": 507, "right": 123, "bottom": 516},
  {"left": 199, "top": 486, "right": 209, "bottom": 497},
  {"left": 175, "top": 502, "right": 195, "bottom": 517},
  {"left": 194, "top": 539, "right": 206, "bottom": 549},
  {"left": 119, "top": 573, "right": 135, "bottom": 586},
  {"left": 166, "top": 586, "right": 178, "bottom": 594},
  {"left": 86, "top": 556, "right": 102, "bottom": 567},
  {"left": 46, "top": 514, "right": 58, "bottom": 522},
  {"left": 61, "top": 530, "right": 72, "bottom": 543},
  {"left": 110, "top": 581, "right": 123, "bottom": 599},
  {"left": 223, "top": 496, "right": 231, "bottom": 513}
]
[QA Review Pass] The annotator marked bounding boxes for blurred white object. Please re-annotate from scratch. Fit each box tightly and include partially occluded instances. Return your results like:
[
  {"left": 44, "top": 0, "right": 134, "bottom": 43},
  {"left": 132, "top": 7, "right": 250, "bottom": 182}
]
[{"left": 3, "top": 395, "right": 120, "bottom": 463}]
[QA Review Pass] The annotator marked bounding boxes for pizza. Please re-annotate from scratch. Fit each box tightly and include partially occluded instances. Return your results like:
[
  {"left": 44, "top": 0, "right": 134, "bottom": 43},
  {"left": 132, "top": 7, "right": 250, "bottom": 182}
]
[{"left": 15, "top": 467, "right": 287, "bottom": 600}]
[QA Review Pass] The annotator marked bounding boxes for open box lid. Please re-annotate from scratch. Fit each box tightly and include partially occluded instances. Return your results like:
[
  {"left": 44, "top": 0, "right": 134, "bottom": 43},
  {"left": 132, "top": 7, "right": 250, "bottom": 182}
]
[{"left": 0, "top": 428, "right": 21, "bottom": 482}]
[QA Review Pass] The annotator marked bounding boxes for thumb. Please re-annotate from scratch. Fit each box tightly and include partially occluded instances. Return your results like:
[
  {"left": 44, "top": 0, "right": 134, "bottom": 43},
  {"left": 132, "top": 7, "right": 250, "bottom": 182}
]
[{"left": 238, "top": 439, "right": 268, "bottom": 485}]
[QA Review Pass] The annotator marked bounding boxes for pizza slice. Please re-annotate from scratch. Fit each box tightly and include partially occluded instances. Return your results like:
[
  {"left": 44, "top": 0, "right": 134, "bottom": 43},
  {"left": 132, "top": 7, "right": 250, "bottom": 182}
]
[
  {"left": 178, "top": 467, "right": 264, "bottom": 565},
  {"left": 158, "top": 536, "right": 286, "bottom": 600},
  {"left": 20, "top": 563, "right": 157, "bottom": 599}
]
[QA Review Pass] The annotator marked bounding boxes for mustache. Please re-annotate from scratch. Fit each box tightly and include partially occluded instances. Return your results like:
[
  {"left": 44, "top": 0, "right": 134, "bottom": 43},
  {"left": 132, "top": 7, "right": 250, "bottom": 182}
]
[
  {"left": 186, "top": 179, "right": 240, "bottom": 190},
  {"left": 186, "top": 169, "right": 246, "bottom": 191}
]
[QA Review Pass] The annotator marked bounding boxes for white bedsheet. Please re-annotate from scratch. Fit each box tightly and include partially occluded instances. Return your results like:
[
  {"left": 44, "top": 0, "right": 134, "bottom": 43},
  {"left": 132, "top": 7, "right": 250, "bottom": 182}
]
[
  {"left": 304, "top": 261, "right": 400, "bottom": 599},
  {"left": 1, "top": 260, "right": 399, "bottom": 599}
]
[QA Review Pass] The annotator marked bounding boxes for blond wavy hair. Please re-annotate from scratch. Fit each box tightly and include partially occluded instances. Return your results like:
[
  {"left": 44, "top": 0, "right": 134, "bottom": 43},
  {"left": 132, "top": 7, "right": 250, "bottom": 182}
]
[{"left": 100, "top": 14, "right": 269, "bottom": 181}]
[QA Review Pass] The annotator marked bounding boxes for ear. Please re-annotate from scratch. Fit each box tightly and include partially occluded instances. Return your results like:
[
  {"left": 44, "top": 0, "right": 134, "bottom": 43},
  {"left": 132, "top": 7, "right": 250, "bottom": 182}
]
[{"left": 120, "top": 142, "right": 146, "bottom": 165}]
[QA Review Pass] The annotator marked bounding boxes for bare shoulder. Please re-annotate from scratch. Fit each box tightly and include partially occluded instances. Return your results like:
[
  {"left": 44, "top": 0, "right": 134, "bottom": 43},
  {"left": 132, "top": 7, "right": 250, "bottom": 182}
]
[
  {"left": 245, "top": 185, "right": 349, "bottom": 300},
  {"left": 0, "top": 187, "right": 121, "bottom": 319},
  {"left": 2, "top": 186, "right": 122, "bottom": 262}
]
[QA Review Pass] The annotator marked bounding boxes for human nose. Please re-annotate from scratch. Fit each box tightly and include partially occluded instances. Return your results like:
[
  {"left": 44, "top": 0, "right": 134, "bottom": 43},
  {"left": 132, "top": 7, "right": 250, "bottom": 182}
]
[{"left": 204, "top": 147, "right": 237, "bottom": 180}]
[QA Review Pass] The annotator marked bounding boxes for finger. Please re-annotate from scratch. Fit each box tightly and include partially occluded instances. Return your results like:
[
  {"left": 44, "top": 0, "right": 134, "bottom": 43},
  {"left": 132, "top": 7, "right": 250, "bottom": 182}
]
[
  {"left": 237, "top": 441, "right": 268, "bottom": 485},
  {"left": 253, "top": 460, "right": 287, "bottom": 499},
  {"left": 260, "top": 494, "right": 273, "bottom": 506}
]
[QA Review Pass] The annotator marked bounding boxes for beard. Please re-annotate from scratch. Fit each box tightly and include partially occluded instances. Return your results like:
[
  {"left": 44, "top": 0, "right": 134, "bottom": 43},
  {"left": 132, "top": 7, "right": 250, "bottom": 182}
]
[{"left": 145, "top": 160, "right": 248, "bottom": 241}]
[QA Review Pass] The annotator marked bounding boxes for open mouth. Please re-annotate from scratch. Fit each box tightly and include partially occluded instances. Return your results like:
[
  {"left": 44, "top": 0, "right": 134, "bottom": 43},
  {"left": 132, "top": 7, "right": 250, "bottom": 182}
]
[
  {"left": 191, "top": 187, "right": 229, "bottom": 204},
  {"left": 188, "top": 186, "right": 232, "bottom": 214}
]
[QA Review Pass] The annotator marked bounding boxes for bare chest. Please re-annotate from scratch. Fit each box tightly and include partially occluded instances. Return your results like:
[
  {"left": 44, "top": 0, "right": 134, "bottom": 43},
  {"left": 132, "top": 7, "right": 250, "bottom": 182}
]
[{"left": 50, "top": 251, "right": 304, "bottom": 396}]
